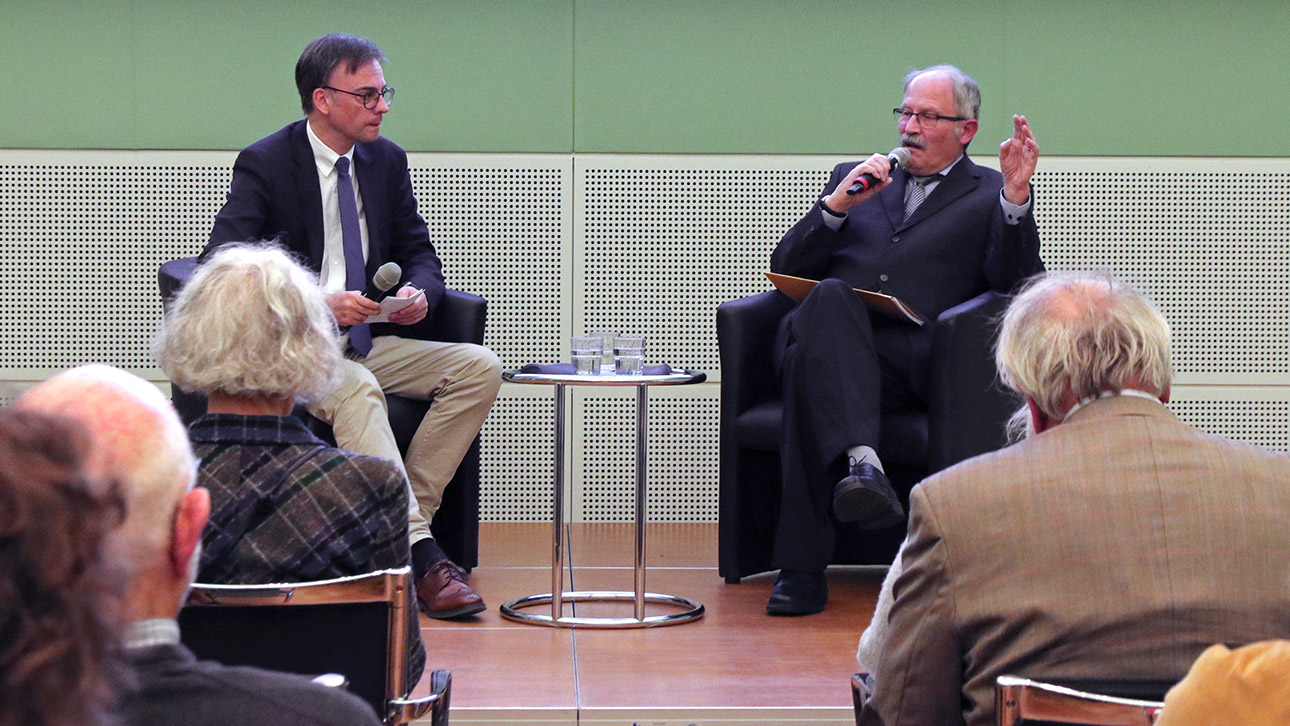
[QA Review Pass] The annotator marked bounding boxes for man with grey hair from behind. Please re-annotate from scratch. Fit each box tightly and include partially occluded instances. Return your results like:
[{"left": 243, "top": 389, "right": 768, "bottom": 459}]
[
  {"left": 16, "top": 365, "right": 383, "bottom": 726},
  {"left": 856, "top": 271, "right": 1290, "bottom": 726}
]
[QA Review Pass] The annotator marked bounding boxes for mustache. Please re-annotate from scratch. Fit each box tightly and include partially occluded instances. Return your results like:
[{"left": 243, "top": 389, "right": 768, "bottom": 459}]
[{"left": 900, "top": 134, "right": 925, "bottom": 150}]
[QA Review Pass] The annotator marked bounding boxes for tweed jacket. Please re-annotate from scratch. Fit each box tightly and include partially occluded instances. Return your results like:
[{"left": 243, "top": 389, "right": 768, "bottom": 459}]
[
  {"left": 863, "top": 395, "right": 1290, "bottom": 726},
  {"left": 191, "top": 413, "right": 409, "bottom": 584}
]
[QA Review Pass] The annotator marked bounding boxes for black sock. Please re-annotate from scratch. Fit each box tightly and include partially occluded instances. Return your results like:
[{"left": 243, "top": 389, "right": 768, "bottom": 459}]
[{"left": 411, "top": 538, "right": 448, "bottom": 579}]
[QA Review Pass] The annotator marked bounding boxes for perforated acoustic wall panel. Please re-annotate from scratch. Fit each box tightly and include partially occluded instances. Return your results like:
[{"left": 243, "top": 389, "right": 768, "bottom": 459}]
[
  {"left": 0, "top": 151, "right": 1286, "bottom": 524},
  {"left": 0, "top": 151, "right": 232, "bottom": 377},
  {"left": 1032, "top": 158, "right": 1290, "bottom": 384}
]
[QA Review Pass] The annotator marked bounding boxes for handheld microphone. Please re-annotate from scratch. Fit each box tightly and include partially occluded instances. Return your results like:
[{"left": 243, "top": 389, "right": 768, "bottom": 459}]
[
  {"left": 846, "top": 147, "right": 912, "bottom": 195},
  {"left": 367, "top": 262, "right": 402, "bottom": 301}
]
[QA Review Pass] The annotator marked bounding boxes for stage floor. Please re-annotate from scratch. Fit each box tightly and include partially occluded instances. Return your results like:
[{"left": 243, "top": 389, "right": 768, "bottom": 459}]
[{"left": 410, "top": 522, "right": 884, "bottom": 725}]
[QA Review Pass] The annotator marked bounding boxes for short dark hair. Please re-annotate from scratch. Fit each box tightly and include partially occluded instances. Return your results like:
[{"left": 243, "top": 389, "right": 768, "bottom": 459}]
[
  {"left": 295, "top": 34, "right": 386, "bottom": 115},
  {"left": 0, "top": 409, "right": 127, "bottom": 726}
]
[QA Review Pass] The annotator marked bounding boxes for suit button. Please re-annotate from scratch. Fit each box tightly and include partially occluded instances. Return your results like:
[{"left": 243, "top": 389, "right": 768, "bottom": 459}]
[
  {"left": 879, "top": 274, "right": 889, "bottom": 283},
  {"left": 891, "top": 235, "right": 901, "bottom": 244}
]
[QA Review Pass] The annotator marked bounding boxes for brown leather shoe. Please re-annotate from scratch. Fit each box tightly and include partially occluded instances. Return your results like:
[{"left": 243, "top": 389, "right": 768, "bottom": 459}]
[{"left": 416, "top": 560, "right": 486, "bottom": 619}]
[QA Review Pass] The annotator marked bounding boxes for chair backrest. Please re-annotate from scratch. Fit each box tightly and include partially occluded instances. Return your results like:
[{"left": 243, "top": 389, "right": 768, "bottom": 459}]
[
  {"left": 996, "top": 675, "right": 1164, "bottom": 726},
  {"left": 178, "top": 567, "right": 448, "bottom": 725}
]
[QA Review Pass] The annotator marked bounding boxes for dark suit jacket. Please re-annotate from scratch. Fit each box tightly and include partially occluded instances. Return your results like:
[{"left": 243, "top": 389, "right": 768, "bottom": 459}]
[
  {"left": 864, "top": 396, "right": 1290, "bottom": 726},
  {"left": 121, "top": 642, "right": 382, "bottom": 726},
  {"left": 771, "top": 154, "right": 1042, "bottom": 324},
  {"left": 207, "top": 119, "right": 446, "bottom": 324}
]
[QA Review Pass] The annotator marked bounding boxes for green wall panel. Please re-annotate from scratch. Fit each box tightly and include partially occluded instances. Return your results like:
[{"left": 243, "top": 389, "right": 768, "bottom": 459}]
[{"left": 3, "top": 1, "right": 1287, "bottom": 155}]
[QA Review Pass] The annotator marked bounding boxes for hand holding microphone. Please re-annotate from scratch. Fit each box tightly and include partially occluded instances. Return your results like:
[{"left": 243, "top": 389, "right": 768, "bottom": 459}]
[
  {"left": 328, "top": 262, "right": 402, "bottom": 325},
  {"left": 846, "top": 147, "right": 912, "bottom": 195}
]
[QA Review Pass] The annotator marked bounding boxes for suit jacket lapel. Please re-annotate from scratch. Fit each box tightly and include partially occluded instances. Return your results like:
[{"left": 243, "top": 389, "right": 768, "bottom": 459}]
[
  {"left": 897, "top": 153, "right": 981, "bottom": 230},
  {"left": 288, "top": 121, "right": 327, "bottom": 268}
]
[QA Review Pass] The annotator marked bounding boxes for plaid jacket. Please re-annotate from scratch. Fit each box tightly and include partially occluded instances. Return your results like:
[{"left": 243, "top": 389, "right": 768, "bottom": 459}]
[
  {"left": 189, "top": 414, "right": 425, "bottom": 687},
  {"left": 191, "top": 414, "right": 411, "bottom": 584}
]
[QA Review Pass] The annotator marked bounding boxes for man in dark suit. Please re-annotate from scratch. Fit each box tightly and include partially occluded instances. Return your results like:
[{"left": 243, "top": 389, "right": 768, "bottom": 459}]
[
  {"left": 206, "top": 34, "right": 499, "bottom": 618},
  {"left": 766, "top": 64, "right": 1043, "bottom": 615},
  {"left": 17, "top": 365, "right": 384, "bottom": 726}
]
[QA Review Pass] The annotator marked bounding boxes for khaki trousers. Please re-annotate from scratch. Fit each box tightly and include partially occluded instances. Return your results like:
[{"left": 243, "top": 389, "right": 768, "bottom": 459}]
[{"left": 309, "top": 335, "right": 501, "bottom": 544}]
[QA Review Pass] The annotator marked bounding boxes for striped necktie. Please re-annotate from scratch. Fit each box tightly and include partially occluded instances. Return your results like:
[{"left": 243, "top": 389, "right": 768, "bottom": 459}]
[
  {"left": 903, "top": 173, "right": 941, "bottom": 221},
  {"left": 335, "top": 156, "right": 371, "bottom": 356}
]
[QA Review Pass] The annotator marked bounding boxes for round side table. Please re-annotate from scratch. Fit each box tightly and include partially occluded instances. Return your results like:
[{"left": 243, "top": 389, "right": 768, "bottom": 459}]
[{"left": 499, "top": 368, "right": 707, "bottom": 628}]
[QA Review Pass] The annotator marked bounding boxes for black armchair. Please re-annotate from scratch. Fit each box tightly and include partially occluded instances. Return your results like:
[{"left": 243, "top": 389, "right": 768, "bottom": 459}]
[
  {"left": 158, "top": 257, "right": 483, "bottom": 570},
  {"left": 717, "top": 289, "right": 1019, "bottom": 583}
]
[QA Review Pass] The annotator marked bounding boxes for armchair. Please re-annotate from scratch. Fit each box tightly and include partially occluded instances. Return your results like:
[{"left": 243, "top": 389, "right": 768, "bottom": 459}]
[
  {"left": 179, "top": 568, "right": 451, "bottom": 726},
  {"left": 717, "top": 289, "right": 1019, "bottom": 583},
  {"left": 158, "top": 256, "right": 483, "bottom": 569}
]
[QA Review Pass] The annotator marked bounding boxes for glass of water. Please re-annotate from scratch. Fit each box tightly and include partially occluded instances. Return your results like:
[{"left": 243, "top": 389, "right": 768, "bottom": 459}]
[
  {"left": 571, "top": 335, "right": 603, "bottom": 375},
  {"left": 613, "top": 335, "right": 646, "bottom": 375},
  {"left": 588, "top": 330, "right": 618, "bottom": 373}
]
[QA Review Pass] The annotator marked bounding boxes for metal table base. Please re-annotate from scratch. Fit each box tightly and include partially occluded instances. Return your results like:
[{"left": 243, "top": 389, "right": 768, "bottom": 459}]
[{"left": 499, "top": 370, "right": 706, "bottom": 629}]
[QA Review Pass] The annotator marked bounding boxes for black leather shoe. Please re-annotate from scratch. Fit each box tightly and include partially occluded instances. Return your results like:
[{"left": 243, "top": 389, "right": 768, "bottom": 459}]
[
  {"left": 833, "top": 462, "right": 904, "bottom": 530},
  {"left": 766, "top": 569, "right": 828, "bottom": 616}
]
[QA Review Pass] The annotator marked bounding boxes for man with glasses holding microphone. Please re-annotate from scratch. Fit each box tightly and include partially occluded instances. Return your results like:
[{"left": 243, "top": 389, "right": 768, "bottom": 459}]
[
  {"left": 764, "top": 64, "right": 1043, "bottom": 616},
  {"left": 205, "top": 34, "right": 500, "bottom": 620}
]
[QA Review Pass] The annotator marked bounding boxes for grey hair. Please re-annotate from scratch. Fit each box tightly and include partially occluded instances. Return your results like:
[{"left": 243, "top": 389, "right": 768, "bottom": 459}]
[
  {"left": 995, "top": 271, "right": 1173, "bottom": 439},
  {"left": 153, "top": 243, "right": 344, "bottom": 403},
  {"left": 904, "top": 64, "right": 981, "bottom": 120}
]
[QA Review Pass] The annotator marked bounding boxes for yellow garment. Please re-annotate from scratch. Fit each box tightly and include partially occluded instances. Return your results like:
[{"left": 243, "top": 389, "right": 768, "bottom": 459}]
[{"left": 1156, "top": 641, "right": 1290, "bottom": 726}]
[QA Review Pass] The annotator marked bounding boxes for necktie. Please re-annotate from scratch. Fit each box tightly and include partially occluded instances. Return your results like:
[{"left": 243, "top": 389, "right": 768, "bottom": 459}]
[
  {"left": 335, "top": 156, "right": 371, "bottom": 356},
  {"left": 903, "top": 173, "right": 940, "bottom": 221}
]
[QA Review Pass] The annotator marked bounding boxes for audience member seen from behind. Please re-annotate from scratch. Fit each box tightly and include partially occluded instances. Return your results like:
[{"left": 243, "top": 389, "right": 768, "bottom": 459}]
[
  {"left": 153, "top": 242, "right": 424, "bottom": 683},
  {"left": 1155, "top": 640, "right": 1290, "bottom": 726},
  {"left": 0, "top": 409, "right": 127, "bottom": 726},
  {"left": 15, "top": 365, "right": 384, "bottom": 726},
  {"left": 856, "top": 271, "right": 1290, "bottom": 726}
]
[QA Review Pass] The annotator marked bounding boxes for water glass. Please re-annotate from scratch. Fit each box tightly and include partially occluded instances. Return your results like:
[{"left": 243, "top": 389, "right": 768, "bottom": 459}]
[
  {"left": 571, "top": 335, "right": 603, "bottom": 375},
  {"left": 588, "top": 330, "right": 618, "bottom": 373},
  {"left": 613, "top": 335, "right": 646, "bottom": 375}
]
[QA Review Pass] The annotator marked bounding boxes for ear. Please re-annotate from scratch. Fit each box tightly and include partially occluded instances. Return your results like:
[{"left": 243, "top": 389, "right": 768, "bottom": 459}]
[
  {"left": 1159, "top": 384, "right": 1171, "bottom": 404},
  {"left": 957, "top": 118, "right": 979, "bottom": 146},
  {"left": 1026, "top": 396, "right": 1051, "bottom": 435},
  {"left": 170, "top": 487, "right": 210, "bottom": 579},
  {"left": 312, "top": 87, "right": 332, "bottom": 116}
]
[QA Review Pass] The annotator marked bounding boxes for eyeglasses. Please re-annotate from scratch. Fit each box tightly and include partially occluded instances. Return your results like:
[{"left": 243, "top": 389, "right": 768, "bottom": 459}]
[
  {"left": 323, "top": 85, "right": 395, "bottom": 110},
  {"left": 893, "top": 107, "right": 967, "bottom": 128}
]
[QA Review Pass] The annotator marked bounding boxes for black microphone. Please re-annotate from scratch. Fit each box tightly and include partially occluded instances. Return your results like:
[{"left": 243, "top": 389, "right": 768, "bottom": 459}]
[
  {"left": 846, "top": 147, "right": 912, "bottom": 195},
  {"left": 366, "top": 262, "right": 402, "bottom": 301}
]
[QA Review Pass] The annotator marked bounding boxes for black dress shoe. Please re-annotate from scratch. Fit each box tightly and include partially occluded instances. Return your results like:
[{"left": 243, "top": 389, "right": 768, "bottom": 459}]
[
  {"left": 833, "top": 461, "right": 904, "bottom": 530},
  {"left": 766, "top": 569, "right": 828, "bottom": 616}
]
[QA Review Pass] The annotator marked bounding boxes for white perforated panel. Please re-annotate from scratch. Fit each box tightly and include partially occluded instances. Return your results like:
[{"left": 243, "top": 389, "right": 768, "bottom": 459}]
[
  {"left": 0, "top": 152, "right": 231, "bottom": 376},
  {"left": 571, "top": 388, "right": 719, "bottom": 522},
  {"left": 478, "top": 394, "right": 557, "bottom": 521},
  {"left": 1032, "top": 159, "right": 1290, "bottom": 382},
  {"left": 407, "top": 155, "right": 570, "bottom": 371}
]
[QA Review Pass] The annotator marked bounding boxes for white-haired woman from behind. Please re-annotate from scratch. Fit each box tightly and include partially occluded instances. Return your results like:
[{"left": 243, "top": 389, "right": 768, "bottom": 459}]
[{"left": 153, "top": 243, "right": 424, "bottom": 680}]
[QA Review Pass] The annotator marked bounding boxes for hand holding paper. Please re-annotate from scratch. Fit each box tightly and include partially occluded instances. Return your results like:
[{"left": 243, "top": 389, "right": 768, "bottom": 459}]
[{"left": 367, "top": 287, "right": 425, "bottom": 324}]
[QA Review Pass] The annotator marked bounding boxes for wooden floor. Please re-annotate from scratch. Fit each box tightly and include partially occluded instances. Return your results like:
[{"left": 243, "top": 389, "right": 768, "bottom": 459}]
[{"left": 409, "top": 522, "right": 884, "bottom": 726}]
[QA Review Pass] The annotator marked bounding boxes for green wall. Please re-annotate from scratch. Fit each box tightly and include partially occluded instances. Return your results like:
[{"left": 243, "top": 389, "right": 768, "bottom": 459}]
[{"left": 4, "top": 1, "right": 1286, "bottom": 156}]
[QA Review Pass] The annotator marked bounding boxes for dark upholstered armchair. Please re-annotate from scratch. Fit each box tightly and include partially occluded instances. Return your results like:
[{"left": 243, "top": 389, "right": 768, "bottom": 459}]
[
  {"left": 717, "top": 289, "right": 1019, "bottom": 583},
  {"left": 158, "top": 257, "right": 483, "bottom": 570}
]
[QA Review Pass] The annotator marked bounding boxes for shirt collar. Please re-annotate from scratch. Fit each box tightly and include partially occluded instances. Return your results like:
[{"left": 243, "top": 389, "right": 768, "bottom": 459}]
[
  {"left": 1062, "top": 388, "right": 1161, "bottom": 421},
  {"left": 305, "top": 118, "right": 352, "bottom": 178},
  {"left": 124, "top": 618, "right": 181, "bottom": 650}
]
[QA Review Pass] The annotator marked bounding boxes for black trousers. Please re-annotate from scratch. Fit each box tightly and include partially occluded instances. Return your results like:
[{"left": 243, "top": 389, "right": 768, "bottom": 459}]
[{"left": 770, "top": 279, "right": 930, "bottom": 572}]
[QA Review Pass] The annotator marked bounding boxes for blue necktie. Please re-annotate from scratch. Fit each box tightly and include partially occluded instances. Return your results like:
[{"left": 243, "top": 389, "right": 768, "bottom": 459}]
[{"left": 335, "top": 156, "right": 371, "bottom": 356}]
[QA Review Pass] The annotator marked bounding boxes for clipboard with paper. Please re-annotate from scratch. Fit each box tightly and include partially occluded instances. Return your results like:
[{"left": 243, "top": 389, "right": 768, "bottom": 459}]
[{"left": 764, "top": 272, "right": 924, "bottom": 326}]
